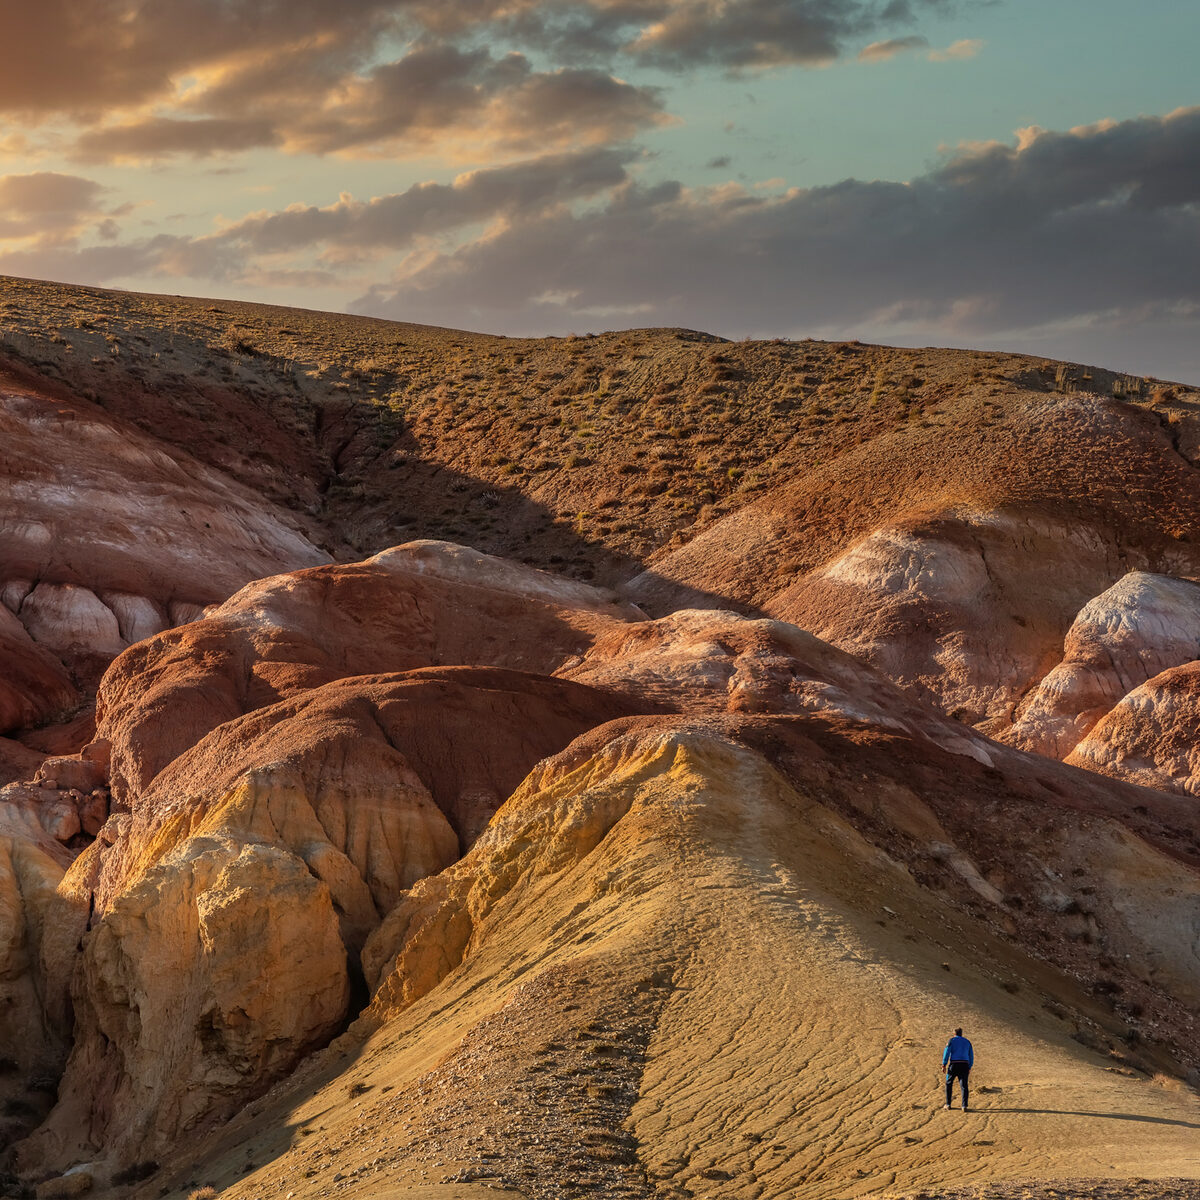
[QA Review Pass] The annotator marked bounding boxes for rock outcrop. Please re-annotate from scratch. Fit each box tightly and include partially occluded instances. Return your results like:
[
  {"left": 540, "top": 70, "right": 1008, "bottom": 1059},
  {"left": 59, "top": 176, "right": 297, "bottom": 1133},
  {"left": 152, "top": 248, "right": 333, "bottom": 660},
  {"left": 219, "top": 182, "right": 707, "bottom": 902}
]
[
  {"left": 0, "top": 803, "right": 80, "bottom": 1146},
  {"left": 0, "top": 364, "right": 329, "bottom": 743},
  {"left": 0, "top": 604, "right": 78, "bottom": 736},
  {"left": 96, "top": 540, "right": 639, "bottom": 806},
  {"left": 630, "top": 394, "right": 1200, "bottom": 728},
  {"left": 1002, "top": 572, "right": 1200, "bottom": 757},
  {"left": 1066, "top": 660, "right": 1200, "bottom": 795},
  {"left": 21, "top": 839, "right": 350, "bottom": 1172}
]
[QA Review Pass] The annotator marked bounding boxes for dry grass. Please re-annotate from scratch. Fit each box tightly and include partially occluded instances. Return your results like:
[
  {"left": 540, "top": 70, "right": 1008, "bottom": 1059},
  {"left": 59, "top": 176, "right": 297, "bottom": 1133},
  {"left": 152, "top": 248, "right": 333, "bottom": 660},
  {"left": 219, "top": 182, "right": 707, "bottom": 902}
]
[{"left": 1, "top": 274, "right": 1197, "bottom": 593}]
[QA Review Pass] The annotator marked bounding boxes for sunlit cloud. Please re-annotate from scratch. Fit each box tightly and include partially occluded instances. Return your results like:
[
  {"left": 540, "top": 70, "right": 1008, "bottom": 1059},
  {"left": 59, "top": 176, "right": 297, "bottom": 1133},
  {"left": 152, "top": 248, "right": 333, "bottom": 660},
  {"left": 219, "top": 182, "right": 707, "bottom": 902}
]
[
  {"left": 928, "top": 37, "right": 982, "bottom": 61},
  {"left": 858, "top": 35, "right": 928, "bottom": 61}
]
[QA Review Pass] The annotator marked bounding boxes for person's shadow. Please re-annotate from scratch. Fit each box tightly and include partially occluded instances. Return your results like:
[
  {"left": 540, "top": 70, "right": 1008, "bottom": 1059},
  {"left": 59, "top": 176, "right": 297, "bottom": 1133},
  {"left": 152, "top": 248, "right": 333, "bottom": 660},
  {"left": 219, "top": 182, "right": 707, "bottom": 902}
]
[{"left": 985, "top": 1108, "right": 1200, "bottom": 1128}]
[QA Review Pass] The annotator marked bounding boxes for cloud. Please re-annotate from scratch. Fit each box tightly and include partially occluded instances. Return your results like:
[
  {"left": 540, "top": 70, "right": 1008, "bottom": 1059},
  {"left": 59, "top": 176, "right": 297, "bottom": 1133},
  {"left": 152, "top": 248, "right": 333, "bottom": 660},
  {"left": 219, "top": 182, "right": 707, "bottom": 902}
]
[
  {"left": 210, "top": 146, "right": 636, "bottom": 256},
  {"left": 281, "top": 49, "right": 669, "bottom": 158},
  {"left": 928, "top": 37, "right": 982, "bottom": 60},
  {"left": 0, "top": 172, "right": 109, "bottom": 239},
  {"left": 7, "top": 1, "right": 954, "bottom": 158},
  {"left": 0, "top": 0, "right": 398, "bottom": 117},
  {"left": 341, "top": 107, "right": 1200, "bottom": 379},
  {"left": 66, "top": 42, "right": 668, "bottom": 163},
  {"left": 73, "top": 117, "right": 282, "bottom": 163},
  {"left": 7, "top": 146, "right": 636, "bottom": 287},
  {"left": 858, "top": 34, "right": 928, "bottom": 60},
  {"left": 622, "top": 0, "right": 945, "bottom": 71}
]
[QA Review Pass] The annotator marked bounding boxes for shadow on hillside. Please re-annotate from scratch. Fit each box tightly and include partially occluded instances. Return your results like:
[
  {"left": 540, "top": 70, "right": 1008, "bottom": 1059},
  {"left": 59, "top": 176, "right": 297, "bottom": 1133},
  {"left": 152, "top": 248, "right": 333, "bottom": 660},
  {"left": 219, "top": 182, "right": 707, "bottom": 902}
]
[
  {"left": 986, "top": 1108, "right": 1200, "bottom": 1128},
  {"left": 345, "top": 414, "right": 767, "bottom": 617}
]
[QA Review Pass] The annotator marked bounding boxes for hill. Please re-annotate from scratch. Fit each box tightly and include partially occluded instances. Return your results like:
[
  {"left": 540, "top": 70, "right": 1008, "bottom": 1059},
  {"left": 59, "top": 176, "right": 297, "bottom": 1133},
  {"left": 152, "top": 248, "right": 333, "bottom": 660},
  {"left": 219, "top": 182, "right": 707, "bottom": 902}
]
[{"left": 0, "top": 275, "right": 1197, "bottom": 1200}]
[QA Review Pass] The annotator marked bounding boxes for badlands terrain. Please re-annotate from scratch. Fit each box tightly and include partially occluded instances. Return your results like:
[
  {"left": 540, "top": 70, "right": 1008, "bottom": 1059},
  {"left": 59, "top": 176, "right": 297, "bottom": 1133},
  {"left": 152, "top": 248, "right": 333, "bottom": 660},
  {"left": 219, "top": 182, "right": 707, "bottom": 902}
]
[{"left": 0, "top": 274, "right": 1199, "bottom": 1200}]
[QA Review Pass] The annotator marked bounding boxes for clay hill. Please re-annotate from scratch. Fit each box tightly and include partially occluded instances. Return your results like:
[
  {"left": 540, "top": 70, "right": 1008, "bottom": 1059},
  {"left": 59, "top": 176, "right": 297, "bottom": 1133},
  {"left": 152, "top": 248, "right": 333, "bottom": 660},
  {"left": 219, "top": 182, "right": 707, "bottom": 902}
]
[{"left": 0, "top": 274, "right": 1198, "bottom": 1200}]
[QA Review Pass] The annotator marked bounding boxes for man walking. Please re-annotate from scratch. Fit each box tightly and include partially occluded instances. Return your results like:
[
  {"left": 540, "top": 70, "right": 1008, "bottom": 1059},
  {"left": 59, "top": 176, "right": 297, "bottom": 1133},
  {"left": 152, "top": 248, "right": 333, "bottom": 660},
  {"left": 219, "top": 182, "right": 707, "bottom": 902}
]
[{"left": 943, "top": 1027, "right": 974, "bottom": 1111}]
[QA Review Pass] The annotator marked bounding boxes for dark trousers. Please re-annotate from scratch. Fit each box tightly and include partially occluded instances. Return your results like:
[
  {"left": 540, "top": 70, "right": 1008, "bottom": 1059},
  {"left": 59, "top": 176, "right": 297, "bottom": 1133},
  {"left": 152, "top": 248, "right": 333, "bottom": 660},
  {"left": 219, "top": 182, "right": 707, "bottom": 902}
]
[{"left": 945, "top": 1062, "right": 970, "bottom": 1108}]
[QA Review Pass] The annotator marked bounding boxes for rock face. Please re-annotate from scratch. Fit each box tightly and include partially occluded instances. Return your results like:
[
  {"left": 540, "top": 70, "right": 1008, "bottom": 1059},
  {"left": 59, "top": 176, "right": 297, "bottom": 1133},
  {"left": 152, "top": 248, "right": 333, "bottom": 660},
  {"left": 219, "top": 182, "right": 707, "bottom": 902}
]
[
  {"left": 0, "top": 604, "right": 78, "bottom": 735},
  {"left": 1066, "top": 661, "right": 1200, "bottom": 795},
  {"left": 23, "top": 837, "right": 350, "bottom": 1172},
  {"left": 999, "top": 571, "right": 1200, "bottom": 757},
  {"left": 0, "top": 804, "right": 79, "bottom": 1146}
]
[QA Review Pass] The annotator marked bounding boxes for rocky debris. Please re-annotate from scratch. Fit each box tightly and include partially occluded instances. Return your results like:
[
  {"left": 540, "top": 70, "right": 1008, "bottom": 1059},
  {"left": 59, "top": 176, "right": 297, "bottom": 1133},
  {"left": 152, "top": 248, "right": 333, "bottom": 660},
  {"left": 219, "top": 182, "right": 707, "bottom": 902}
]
[
  {"left": 888, "top": 1182, "right": 1200, "bottom": 1200},
  {"left": 34, "top": 755, "right": 104, "bottom": 795},
  {"left": 0, "top": 777, "right": 110, "bottom": 848},
  {"left": 351, "top": 963, "right": 659, "bottom": 1200},
  {"left": 1003, "top": 571, "right": 1200, "bottom": 757},
  {"left": 0, "top": 737, "right": 48, "bottom": 789},
  {"left": 33, "top": 1168, "right": 93, "bottom": 1198},
  {"left": 1067, "top": 660, "right": 1200, "bottom": 795}
]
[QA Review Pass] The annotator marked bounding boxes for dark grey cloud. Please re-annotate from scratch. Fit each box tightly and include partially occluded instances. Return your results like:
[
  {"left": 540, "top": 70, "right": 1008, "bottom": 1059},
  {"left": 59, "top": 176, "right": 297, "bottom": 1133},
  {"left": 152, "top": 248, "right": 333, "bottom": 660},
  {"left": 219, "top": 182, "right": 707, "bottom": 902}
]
[
  {"left": 282, "top": 47, "right": 667, "bottom": 157},
  {"left": 212, "top": 146, "right": 635, "bottom": 254},
  {"left": 346, "top": 107, "right": 1200, "bottom": 381},
  {"left": 65, "top": 40, "right": 666, "bottom": 162}
]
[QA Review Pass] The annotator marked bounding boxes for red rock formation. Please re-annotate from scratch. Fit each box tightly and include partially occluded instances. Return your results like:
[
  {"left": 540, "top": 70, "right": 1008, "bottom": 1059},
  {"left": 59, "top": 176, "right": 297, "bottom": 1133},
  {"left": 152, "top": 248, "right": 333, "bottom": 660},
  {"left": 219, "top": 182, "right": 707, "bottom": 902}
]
[
  {"left": 0, "top": 605, "right": 77, "bottom": 737},
  {"left": 0, "top": 364, "right": 329, "bottom": 728},
  {"left": 97, "top": 540, "right": 640, "bottom": 804}
]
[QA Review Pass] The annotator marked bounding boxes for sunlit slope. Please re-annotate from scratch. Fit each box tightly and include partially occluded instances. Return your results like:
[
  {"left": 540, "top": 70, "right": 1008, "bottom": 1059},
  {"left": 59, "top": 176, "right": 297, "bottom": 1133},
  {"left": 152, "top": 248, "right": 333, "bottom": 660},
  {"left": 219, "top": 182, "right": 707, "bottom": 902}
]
[{"left": 159, "top": 722, "right": 1200, "bottom": 1200}]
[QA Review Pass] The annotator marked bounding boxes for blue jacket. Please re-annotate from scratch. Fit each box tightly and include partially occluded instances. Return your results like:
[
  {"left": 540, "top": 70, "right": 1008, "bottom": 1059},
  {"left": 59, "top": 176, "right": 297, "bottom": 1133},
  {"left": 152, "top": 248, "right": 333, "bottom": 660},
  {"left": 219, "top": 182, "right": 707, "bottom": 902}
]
[{"left": 943, "top": 1036, "right": 973, "bottom": 1067}]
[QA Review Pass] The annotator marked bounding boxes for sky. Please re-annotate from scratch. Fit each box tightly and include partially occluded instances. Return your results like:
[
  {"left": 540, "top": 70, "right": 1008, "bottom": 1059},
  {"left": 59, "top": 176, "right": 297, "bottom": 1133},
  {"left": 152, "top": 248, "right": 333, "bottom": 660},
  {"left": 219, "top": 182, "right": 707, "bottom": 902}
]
[{"left": 1, "top": 0, "right": 1198, "bottom": 381}]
